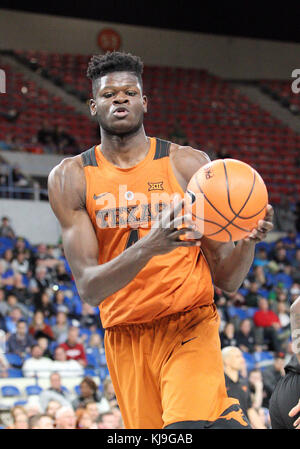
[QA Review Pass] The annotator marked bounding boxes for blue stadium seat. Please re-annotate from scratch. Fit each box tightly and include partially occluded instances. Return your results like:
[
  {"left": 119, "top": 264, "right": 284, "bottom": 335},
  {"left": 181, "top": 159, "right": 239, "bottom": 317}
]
[
  {"left": 84, "top": 368, "right": 96, "bottom": 377},
  {"left": 7, "top": 368, "right": 23, "bottom": 378},
  {"left": 14, "top": 400, "right": 27, "bottom": 407},
  {"left": 99, "top": 367, "right": 109, "bottom": 382},
  {"left": 246, "top": 307, "right": 258, "bottom": 319},
  {"left": 242, "top": 352, "right": 255, "bottom": 371},
  {"left": 99, "top": 353, "right": 107, "bottom": 367},
  {"left": 253, "top": 351, "right": 274, "bottom": 370},
  {"left": 1, "top": 385, "right": 21, "bottom": 397},
  {"left": 98, "top": 384, "right": 103, "bottom": 394},
  {"left": 25, "top": 385, "right": 43, "bottom": 396},
  {"left": 228, "top": 306, "right": 248, "bottom": 321},
  {"left": 86, "top": 353, "right": 97, "bottom": 368},
  {"left": 5, "top": 353, "right": 23, "bottom": 367}
]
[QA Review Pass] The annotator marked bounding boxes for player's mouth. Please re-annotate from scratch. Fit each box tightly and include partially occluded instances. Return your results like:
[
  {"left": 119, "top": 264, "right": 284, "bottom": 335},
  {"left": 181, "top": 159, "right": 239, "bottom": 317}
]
[{"left": 113, "top": 107, "right": 129, "bottom": 118}]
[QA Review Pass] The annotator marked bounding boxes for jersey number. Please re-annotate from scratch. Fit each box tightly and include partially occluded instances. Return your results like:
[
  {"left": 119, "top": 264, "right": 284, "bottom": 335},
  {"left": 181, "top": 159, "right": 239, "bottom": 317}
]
[{"left": 125, "top": 229, "right": 140, "bottom": 250}]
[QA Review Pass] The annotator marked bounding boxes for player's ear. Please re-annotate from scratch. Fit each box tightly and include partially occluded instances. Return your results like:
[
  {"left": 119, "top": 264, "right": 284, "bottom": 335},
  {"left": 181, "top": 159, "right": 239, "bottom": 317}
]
[
  {"left": 143, "top": 95, "right": 148, "bottom": 114},
  {"left": 89, "top": 98, "right": 97, "bottom": 116}
]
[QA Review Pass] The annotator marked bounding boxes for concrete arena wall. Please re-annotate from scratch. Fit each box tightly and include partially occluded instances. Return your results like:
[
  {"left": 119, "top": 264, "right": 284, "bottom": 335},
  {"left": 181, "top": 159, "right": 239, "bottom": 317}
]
[
  {"left": 0, "top": 199, "right": 60, "bottom": 245},
  {"left": 0, "top": 9, "right": 300, "bottom": 79}
]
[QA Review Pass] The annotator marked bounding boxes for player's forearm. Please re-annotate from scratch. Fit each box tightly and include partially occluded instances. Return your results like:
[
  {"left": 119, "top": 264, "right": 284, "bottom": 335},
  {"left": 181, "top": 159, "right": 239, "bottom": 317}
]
[
  {"left": 77, "top": 239, "right": 153, "bottom": 307},
  {"left": 213, "top": 240, "right": 256, "bottom": 293}
]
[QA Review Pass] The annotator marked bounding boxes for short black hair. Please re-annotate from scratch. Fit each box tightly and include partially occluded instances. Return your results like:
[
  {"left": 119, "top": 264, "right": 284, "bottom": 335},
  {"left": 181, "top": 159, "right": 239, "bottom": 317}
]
[{"left": 87, "top": 51, "right": 143, "bottom": 94}]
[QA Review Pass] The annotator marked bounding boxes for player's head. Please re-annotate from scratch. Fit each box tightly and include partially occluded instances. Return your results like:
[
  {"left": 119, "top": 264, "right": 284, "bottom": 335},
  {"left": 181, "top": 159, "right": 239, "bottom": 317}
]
[{"left": 87, "top": 51, "right": 147, "bottom": 137}]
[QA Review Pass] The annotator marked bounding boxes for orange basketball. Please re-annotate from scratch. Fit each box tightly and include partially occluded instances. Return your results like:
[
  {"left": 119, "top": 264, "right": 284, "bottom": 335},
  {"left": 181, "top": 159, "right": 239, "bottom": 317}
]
[{"left": 186, "top": 158, "right": 268, "bottom": 242}]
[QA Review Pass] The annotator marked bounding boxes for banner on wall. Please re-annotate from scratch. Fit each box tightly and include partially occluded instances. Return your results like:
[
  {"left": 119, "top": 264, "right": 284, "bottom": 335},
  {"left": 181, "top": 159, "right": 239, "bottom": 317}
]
[{"left": 97, "top": 28, "right": 122, "bottom": 52}]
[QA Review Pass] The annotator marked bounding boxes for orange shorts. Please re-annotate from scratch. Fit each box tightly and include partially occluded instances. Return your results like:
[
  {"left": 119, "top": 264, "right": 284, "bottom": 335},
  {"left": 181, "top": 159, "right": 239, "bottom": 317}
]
[{"left": 104, "top": 304, "right": 247, "bottom": 429}]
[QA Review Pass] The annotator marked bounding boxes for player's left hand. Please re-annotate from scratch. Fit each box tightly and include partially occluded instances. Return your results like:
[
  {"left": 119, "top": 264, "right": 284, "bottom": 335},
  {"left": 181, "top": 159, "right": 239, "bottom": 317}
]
[{"left": 243, "top": 204, "right": 274, "bottom": 243}]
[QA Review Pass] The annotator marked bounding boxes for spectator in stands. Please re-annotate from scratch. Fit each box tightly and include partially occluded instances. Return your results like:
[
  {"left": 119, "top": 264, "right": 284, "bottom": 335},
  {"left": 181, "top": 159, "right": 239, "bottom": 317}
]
[
  {"left": 10, "top": 272, "right": 31, "bottom": 304},
  {"left": 52, "top": 290, "right": 70, "bottom": 315},
  {"left": 253, "top": 297, "right": 282, "bottom": 352},
  {"left": 55, "top": 261, "right": 72, "bottom": 285},
  {"left": 290, "top": 283, "right": 300, "bottom": 304},
  {"left": 37, "top": 335, "right": 52, "bottom": 359},
  {"left": 6, "top": 294, "right": 31, "bottom": 321},
  {"left": 22, "top": 344, "right": 54, "bottom": 378},
  {"left": 2, "top": 248, "right": 14, "bottom": 271},
  {"left": 85, "top": 399, "right": 110, "bottom": 420},
  {"left": 29, "top": 265, "right": 51, "bottom": 295},
  {"left": 0, "top": 288, "right": 9, "bottom": 317},
  {"left": 52, "top": 346, "right": 84, "bottom": 378},
  {"left": 59, "top": 326, "right": 87, "bottom": 367},
  {"left": 6, "top": 318, "right": 35, "bottom": 357},
  {"left": 11, "top": 252, "right": 29, "bottom": 275},
  {"left": 236, "top": 319, "right": 255, "bottom": 353},
  {"left": 72, "top": 377, "right": 103, "bottom": 410},
  {"left": 45, "top": 400, "right": 62, "bottom": 419},
  {"left": 262, "top": 351, "right": 286, "bottom": 408},
  {"left": 97, "top": 411, "right": 120, "bottom": 429},
  {"left": 55, "top": 406, "right": 77, "bottom": 429},
  {"left": 29, "top": 310, "right": 54, "bottom": 341},
  {"left": 37, "top": 120, "right": 54, "bottom": 146},
  {"left": 5, "top": 305, "right": 25, "bottom": 333},
  {"left": 51, "top": 311, "right": 69, "bottom": 344},
  {"left": 220, "top": 322, "right": 237, "bottom": 348},
  {"left": 80, "top": 302, "right": 98, "bottom": 331},
  {"left": 0, "top": 216, "right": 15, "bottom": 239},
  {"left": 103, "top": 377, "right": 118, "bottom": 409},
  {"left": 222, "top": 347, "right": 251, "bottom": 424},
  {"left": 248, "top": 368, "right": 270, "bottom": 429},
  {"left": 12, "top": 412, "right": 29, "bottom": 429},
  {"left": 34, "top": 291, "right": 56, "bottom": 318},
  {"left": 253, "top": 248, "right": 269, "bottom": 268},
  {"left": 39, "top": 371, "right": 72, "bottom": 411},
  {"left": 76, "top": 409, "right": 97, "bottom": 429},
  {"left": 244, "top": 281, "right": 260, "bottom": 307},
  {"left": 35, "top": 414, "right": 54, "bottom": 429}
]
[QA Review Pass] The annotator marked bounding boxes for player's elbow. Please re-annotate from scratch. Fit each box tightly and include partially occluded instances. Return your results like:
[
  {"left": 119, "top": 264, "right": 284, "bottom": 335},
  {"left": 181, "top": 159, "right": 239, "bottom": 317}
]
[
  {"left": 77, "top": 275, "right": 103, "bottom": 308},
  {"left": 213, "top": 278, "right": 239, "bottom": 295}
]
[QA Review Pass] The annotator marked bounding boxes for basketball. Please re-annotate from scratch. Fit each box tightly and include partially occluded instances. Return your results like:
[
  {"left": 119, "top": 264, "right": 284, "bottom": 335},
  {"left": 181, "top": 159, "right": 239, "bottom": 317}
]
[{"left": 186, "top": 158, "right": 269, "bottom": 242}]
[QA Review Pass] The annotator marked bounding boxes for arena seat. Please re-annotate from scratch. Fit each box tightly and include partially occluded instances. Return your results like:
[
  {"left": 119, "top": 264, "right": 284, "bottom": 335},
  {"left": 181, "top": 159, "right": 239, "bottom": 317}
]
[
  {"left": 5, "top": 353, "right": 23, "bottom": 368},
  {"left": 1, "top": 385, "right": 21, "bottom": 397},
  {"left": 25, "top": 385, "right": 43, "bottom": 396}
]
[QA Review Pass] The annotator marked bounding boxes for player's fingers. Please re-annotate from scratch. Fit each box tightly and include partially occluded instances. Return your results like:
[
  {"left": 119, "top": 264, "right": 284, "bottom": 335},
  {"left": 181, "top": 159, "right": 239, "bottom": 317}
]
[
  {"left": 170, "top": 227, "right": 195, "bottom": 238},
  {"left": 170, "top": 214, "right": 193, "bottom": 230},
  {"left": 168, "top": 196, "right": 185, "bottom": 223},
  {"left": 173, "top": 239, "right": 201, "bottom": 247},
  {"left": 289, "top": 401, "right": 300, "bottom": 417},
  {"left": 264, "top": 204, "right": 274, "bottom": 222},
  {"left": 257, "top": 219, "right": 273, "bottom": 233}
]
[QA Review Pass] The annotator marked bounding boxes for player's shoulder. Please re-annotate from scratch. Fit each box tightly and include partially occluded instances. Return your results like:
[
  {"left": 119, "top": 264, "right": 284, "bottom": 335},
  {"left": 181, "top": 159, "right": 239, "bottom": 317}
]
[
  {"left": 169, "top": 141, "right": 211, "bottom": 166},
  {"left": 48, "top": 154, "right": 85, "bottom": 207},
  {"left": 48, "top": 154, "right": 83, "bottom": 182},
  {"left": 168, "top": 142, "right": 211, "bottom": 183}
]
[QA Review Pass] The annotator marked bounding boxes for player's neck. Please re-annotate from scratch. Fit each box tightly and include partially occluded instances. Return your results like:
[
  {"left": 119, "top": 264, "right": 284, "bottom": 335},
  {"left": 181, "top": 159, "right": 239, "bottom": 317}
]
[
  {"left": 100, "top": 127, "right": 150, "bottom": 169},
  {"left": 225, "top": 367, "right": 239, "bottom": 382}
]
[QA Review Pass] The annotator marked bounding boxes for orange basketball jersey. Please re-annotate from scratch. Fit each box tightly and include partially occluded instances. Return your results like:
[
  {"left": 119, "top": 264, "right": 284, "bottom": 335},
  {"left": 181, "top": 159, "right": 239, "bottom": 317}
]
[{"left": 82, "top": 137, "right": 214, "bottom": 328}]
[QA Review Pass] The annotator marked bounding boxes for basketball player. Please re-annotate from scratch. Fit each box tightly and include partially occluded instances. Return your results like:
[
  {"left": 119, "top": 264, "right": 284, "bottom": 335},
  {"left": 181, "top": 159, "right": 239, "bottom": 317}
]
[{"left": 48, "top": 52, "right": 274, "bottom": 429}]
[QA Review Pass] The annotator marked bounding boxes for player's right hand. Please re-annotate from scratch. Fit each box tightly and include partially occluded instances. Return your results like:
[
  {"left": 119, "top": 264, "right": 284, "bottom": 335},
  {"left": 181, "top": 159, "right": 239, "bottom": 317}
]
[
  {"left": 140, "top": 196, "right": 201, "bottom": 256},
  {"left": 289, "top": 398, "right": 300, "bottom": 428}
]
